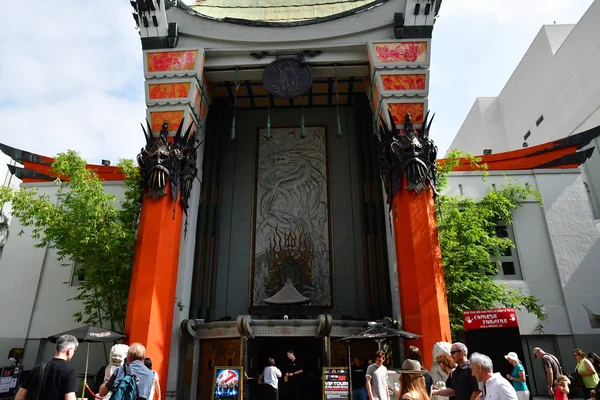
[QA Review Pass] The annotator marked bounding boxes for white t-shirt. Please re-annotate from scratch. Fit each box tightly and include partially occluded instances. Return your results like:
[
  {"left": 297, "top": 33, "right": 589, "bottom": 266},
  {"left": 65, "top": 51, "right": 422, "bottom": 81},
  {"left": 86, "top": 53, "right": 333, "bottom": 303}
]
[
  {"left": 148, "top": 370, "right": 159, "bottom": 400},
  {"left": 366, "top": 363, "right": 389, "bottom": 400},
  {"left": 263, "top": 366, "right": 282, "bottom": 389},
  {"left": 484, "top": 373, "right": 518, "bottom": 400}
]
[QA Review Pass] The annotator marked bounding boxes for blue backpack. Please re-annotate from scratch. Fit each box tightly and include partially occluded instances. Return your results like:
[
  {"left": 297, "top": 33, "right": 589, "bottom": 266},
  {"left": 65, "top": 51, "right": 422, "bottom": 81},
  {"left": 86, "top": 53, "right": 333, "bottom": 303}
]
[{"left": 109, "top": 364, "right": 138, "bottom": 400}]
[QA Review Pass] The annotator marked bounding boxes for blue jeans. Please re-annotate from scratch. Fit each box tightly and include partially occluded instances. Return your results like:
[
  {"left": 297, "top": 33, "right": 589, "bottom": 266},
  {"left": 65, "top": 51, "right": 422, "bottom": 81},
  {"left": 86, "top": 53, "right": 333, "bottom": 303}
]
[{"left": 352, "top": 387, "right": 367, "bottom": 400}]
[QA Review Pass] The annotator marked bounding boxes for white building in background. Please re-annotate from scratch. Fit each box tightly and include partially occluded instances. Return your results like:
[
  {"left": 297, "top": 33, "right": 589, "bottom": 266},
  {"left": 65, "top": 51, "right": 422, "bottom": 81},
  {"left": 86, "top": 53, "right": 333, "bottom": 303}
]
[
  {"left": 446, "top": 0, "right": 600, "bottom": 394},
  {"left": 0, "top": 180, "right": 126, "bottom": 381},
  {"left": 449, "top": 0, "right": 600, "bottom": 217}
]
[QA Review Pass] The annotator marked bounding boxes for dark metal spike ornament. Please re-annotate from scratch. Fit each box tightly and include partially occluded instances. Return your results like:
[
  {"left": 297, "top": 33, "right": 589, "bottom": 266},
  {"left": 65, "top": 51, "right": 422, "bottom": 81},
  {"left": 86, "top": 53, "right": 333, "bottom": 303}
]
[
  {"left": 137, "top": 119, "right": 200, "bottom": 216},
  {"left": 376, "top": 110, "right": 438, "bottom": 209}
]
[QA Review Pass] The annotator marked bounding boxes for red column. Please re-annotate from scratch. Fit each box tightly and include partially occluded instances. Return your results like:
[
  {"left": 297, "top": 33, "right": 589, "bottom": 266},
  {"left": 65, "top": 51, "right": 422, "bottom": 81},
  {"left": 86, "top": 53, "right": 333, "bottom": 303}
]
[
  {"left": 392, "top": 177, "right": 451, "bottom": 368},
  {"left": 125, "top": 187, "right": 183, "bottom": 394}
]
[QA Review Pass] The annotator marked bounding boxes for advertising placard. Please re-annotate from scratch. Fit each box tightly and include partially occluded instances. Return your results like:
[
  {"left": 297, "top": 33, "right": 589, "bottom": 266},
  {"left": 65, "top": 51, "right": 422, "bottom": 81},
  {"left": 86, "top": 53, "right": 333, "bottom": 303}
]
[
  {"left": 323, "top": 367, "right": 349, "bottom": 400},
  {"left": 211, "top": 367, "right": 243, "bottom": 400}
]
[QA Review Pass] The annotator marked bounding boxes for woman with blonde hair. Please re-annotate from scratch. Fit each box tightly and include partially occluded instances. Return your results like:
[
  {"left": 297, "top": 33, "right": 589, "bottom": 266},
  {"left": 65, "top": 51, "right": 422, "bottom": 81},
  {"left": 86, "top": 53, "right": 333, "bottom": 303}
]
[
  {"left": 398, "top": 359, "right": 430, "bottom": 400},
  {"left": 554, "top": 375, "right": 570, "bottom": 400}
]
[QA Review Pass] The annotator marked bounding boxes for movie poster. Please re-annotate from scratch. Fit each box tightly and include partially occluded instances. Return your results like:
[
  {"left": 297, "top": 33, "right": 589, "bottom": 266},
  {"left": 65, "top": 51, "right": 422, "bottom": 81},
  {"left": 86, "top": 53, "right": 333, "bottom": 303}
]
[{"left": 211, "top": 367, "right": 243, "bottom": 400}]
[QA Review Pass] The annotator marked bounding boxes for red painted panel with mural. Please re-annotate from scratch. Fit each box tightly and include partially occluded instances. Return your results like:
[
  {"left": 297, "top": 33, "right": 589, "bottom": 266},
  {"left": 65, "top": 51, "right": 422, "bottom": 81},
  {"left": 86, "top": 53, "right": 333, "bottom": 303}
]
[
  {"left": 148, "top": 83, "right": 191, "bottom": 99},
  {"left": 374, "top": 42, "right": 427, "bottom": 63},
  {"left": 464, "top": 308, "right": 519, "bottom": 330},
  {"left": 150, "top": 110, "right": 185, "bottom": 132},
  {"left": 381, "top": 74, "right": 426, "bottom": 91},
  {"left": 147, "top": 50, "right": 198, "bottom": 72},
  {"left": 387, "top": 103, "right": 424, "bottom": 125}
]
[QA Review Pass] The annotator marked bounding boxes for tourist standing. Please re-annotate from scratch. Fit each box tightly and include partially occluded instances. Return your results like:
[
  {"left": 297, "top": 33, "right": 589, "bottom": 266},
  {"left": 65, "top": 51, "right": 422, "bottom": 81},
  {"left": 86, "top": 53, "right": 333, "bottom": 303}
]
[
  {"left": 285, "top": 350, "right": 303, "bottom": 400},
  {"left": 533, "top": 347, "right": 562, "bottom": 398},
  {"left": 397, "top": 359, "right": 430, "bottom": 400},
  {"left": 504, "top": 352, "right": 529, "bottom": 400},
  {"left": 15, "top": 334, "right": 79, "bottom": 400},
  {"left": 352, "top": 357, "right": 368, "bottom": 400},
  {"left": 470, "top": 352, "right": 518, "bottom": 400},
  {"left": 263, "top": 357, "right": 281, "bottom": 400},
  {"left": 99, "top": 342, "right": 155, "bottom": 400},
  {"left": 431, "top": 343, "right": 481, "bottom": 400},
  {"left": 435, "top": 353, "right": 457, "bottom": 400},
  {"left": 144, "top": 358, "right": 161, "bottom": 400},
  {"left": 574, "top": 348, "right": 599, "bottom": 399},
  {"left": 406, "top": 346, "right": 434, "bottom": 395},
  {"left": 366, "top": 350, "right": 390, "bottom": 400},
  {"left": 554, "top": 375, "right": 570, "bottom": 400}
]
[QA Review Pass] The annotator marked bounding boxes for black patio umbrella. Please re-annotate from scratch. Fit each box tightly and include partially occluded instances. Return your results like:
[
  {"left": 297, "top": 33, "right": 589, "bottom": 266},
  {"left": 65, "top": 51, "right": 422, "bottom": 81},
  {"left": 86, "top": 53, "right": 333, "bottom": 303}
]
[
  {"left": 49, "top": 325, "right": 125, "bottom": 400},
  {"left": 340, "top": 323, "right": 421, "bottom": 344},
  {"left": 339, "top": 324, "right": 421, "bottom": 400}
]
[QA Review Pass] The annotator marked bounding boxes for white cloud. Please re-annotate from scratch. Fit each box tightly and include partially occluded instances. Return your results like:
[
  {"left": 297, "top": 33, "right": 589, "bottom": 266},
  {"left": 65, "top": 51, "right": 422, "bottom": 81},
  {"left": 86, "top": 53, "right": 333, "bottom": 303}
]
[{"left": 0, "top": 0, "right": 145, "bottom": 164}]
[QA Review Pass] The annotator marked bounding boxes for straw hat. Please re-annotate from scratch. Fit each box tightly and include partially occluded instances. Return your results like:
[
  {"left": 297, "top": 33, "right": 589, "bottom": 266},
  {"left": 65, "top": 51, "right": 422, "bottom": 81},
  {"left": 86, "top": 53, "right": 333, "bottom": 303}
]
[
  {"left": 399, "top": 359, "right": 427, "bottom": 374},
  {"left": 504, "top": 352, "right": 520, "bottom": 363}
]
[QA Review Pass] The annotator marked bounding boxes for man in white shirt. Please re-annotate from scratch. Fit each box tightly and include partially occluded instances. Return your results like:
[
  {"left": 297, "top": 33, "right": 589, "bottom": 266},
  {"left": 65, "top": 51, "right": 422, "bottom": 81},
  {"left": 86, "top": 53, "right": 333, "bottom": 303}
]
[
  {"left": 263, "top": 357, "right": 282, "bottom": 400},
  {"left": 366, "top": 350, "right": 390, "bottom": 400},
  {"left": 470, "top": 353, "right": 518, "bottom": 400}
]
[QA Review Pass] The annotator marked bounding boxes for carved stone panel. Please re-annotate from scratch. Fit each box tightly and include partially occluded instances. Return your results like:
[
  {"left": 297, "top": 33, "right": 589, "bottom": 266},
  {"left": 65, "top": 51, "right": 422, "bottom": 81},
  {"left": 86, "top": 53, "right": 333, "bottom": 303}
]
[{"left": 252, "top": 126, "right": 333, "bottom": 308}]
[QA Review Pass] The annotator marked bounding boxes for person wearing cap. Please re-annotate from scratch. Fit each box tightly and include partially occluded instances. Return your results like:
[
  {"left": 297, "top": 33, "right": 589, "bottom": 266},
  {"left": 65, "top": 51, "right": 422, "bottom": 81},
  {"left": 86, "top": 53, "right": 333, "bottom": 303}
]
[
  {"left": 504, "top": 352, "right": 529, "bottom": 400},
  {"left": 533, "top": 347, "right": 562, "bottom": 398},
  {"left": 469, "top": 352, "right": 518, "bottom": 400},
  {"left": 397, "top": 359, "right": 430, "bottom": 400}
]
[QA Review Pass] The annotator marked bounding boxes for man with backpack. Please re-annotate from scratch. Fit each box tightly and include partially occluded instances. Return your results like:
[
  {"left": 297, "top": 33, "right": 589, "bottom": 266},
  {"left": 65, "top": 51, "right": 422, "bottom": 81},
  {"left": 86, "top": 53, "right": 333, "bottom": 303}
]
[
  {"left": 15, "top": 334, "right": 79, "bottom": 400},
  {"left": 99, "top": 342, "right": 154, "bottom": 400}
]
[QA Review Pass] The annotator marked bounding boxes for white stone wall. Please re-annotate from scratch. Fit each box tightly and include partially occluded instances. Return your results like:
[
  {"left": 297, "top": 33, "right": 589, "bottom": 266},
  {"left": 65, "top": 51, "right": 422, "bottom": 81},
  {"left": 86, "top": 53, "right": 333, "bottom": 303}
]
[{"left": 445, "top": 169, "right": 600, "bottom": 336}]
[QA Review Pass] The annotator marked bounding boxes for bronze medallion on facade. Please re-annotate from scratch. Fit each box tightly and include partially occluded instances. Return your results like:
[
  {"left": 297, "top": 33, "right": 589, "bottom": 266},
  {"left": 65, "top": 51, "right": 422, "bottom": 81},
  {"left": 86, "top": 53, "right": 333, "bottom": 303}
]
[{"left": 262, "top": 58, "right": 313, "bottom": 99}]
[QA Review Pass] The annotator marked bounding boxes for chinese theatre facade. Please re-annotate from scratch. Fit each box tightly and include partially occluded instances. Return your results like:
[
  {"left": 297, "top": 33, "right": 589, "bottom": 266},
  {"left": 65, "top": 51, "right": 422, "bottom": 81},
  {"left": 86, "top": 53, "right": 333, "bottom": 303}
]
[{"left": 127, "top": 0, "right": 450, "bottom": 398}]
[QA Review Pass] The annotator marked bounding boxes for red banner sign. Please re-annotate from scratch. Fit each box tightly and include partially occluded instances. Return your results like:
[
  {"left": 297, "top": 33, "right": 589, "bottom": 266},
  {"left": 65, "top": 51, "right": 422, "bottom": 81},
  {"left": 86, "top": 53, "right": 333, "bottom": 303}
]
[{"left": 463, "top": 308, "right": 519, "bottom": 330}]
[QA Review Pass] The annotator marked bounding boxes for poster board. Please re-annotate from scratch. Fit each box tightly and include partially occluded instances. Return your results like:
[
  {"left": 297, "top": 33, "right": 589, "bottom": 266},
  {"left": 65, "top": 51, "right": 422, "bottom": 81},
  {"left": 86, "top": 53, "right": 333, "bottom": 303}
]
[
  {"left": 211, "top": 366, "right": 243, "bottom": 400},
  {"left": 323, "top": 367, "right": 350, "bottom": 400}
]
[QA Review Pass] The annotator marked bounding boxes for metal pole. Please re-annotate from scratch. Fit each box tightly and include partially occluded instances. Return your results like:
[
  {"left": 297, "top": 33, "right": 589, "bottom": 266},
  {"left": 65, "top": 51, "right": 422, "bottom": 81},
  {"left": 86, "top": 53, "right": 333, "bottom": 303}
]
[
  {"left": 80, "top": 343, "right": 90, "bottom": 400},
  {"left": 346, "top": 342, "right": 353, "bottom": 400}
]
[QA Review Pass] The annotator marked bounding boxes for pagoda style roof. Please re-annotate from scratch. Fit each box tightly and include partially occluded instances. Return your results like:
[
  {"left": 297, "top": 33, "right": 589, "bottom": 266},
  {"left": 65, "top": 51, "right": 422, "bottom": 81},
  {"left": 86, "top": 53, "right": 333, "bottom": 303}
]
[
  {"left": 182, "top": 0, "right": 388, "bottom": 25},
  {"left": 0, "top": 143, "right": 126, "bottom": 183}
]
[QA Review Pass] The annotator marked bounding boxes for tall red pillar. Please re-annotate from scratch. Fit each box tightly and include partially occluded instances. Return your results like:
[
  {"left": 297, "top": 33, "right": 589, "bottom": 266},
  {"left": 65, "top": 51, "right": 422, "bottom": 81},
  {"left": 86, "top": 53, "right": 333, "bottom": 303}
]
[
  {"left": 392, "top": 180, "right": 451, "bottom": 368},
  {"left": 125, "top": 189, "right": 183, "bottom": 394}
]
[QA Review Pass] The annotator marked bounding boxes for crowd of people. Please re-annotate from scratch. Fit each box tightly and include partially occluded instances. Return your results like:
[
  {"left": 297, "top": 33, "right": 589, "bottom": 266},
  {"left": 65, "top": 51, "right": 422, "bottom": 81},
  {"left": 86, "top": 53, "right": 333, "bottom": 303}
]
[
  {"left": 13, "top": 333, "right": 600, "bottom": 400},
  {"left": 349, "top": 343, "right": 600, "bottom": 400},
  {"left": 14, "top": 334, "right": 161, "bottom": 400}
]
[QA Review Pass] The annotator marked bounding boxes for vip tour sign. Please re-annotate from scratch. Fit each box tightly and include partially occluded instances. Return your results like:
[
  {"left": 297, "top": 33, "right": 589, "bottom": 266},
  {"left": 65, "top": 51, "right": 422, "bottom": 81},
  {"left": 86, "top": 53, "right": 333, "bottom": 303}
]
[
  {"left": 463, "top": 308, "right": 519, "bottom": 330},
  {"left": 211, "top": 367, "right": 243, "bottom": 400},
  {"left": 323, "top": 367, "right": 350, "bottom": 400}
]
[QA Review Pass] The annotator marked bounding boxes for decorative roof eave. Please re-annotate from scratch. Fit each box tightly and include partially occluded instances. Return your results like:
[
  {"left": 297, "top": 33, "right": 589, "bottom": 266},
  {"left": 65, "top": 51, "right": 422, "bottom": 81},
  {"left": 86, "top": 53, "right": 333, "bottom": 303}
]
[
  {"left": 445, "top": 124, "right": 600, "bottom": 172},
  {"left": 0, "top": 143, "right": 126, "bottom": 183},
  {"left": 177, "top": 0, "right": 390, "bottom": 27}
]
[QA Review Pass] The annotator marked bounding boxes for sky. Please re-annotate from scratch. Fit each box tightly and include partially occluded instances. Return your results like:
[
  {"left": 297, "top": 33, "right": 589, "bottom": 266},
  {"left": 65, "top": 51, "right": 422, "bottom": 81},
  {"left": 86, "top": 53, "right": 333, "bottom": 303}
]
[{"left": 0, "top": 0, "right": 595, "bottom": 165}]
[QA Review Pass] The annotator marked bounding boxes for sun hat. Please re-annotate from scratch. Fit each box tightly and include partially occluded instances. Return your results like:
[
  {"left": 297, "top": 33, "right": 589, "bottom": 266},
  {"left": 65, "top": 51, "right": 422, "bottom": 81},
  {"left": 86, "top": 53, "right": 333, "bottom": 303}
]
[
  {"left": 504, "top": 352, "right": 520, "bottom": 362},
  {"left": 399, "top": 359, "right": 427, "bottom": 374}
]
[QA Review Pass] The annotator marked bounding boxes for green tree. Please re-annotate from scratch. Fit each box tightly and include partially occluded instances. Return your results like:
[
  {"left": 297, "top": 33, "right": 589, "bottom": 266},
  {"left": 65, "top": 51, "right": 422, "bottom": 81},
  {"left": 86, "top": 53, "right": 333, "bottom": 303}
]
[
  {"left": 0, "top": 151, "right": 142, "bottom": 331},
  {"left": 436, "top": 150, "right": 548, "bottom": 336}
]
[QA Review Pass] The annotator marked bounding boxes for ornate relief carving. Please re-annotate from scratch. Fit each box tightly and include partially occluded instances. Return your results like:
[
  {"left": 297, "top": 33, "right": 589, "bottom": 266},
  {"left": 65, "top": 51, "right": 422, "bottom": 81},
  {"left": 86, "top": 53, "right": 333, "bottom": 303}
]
[
  {"left": 252, "top": 127, "right": 332, "bottom": 307},
  {"left": 137, "top": 119, "right": 199, "bottom": 214},
  {"left": 377, "top": 111, "right": 437, "bottom": 204},
  {"left": 146, "top": 50, "right": 198, "bottom": 72}
]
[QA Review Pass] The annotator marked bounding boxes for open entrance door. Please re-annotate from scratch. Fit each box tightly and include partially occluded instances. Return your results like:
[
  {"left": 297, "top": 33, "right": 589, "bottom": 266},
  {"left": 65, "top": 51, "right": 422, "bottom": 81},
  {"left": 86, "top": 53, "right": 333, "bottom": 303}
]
[{"left": 247, "top": 337, "right": 324, "bottom": 400}]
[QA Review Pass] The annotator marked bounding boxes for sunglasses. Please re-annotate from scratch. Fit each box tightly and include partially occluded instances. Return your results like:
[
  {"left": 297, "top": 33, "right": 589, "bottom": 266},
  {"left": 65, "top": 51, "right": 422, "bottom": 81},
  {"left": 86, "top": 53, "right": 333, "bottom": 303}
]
[{"left": 450, "top": 350, "right": 461, "bottom": 355}]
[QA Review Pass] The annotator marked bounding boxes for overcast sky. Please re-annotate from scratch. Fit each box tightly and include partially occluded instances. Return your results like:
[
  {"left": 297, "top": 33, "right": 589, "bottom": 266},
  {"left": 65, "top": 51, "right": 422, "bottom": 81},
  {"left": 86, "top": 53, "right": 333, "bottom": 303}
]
[{"left": 0, "top": 0, "right": 595, "bottom": 165}]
